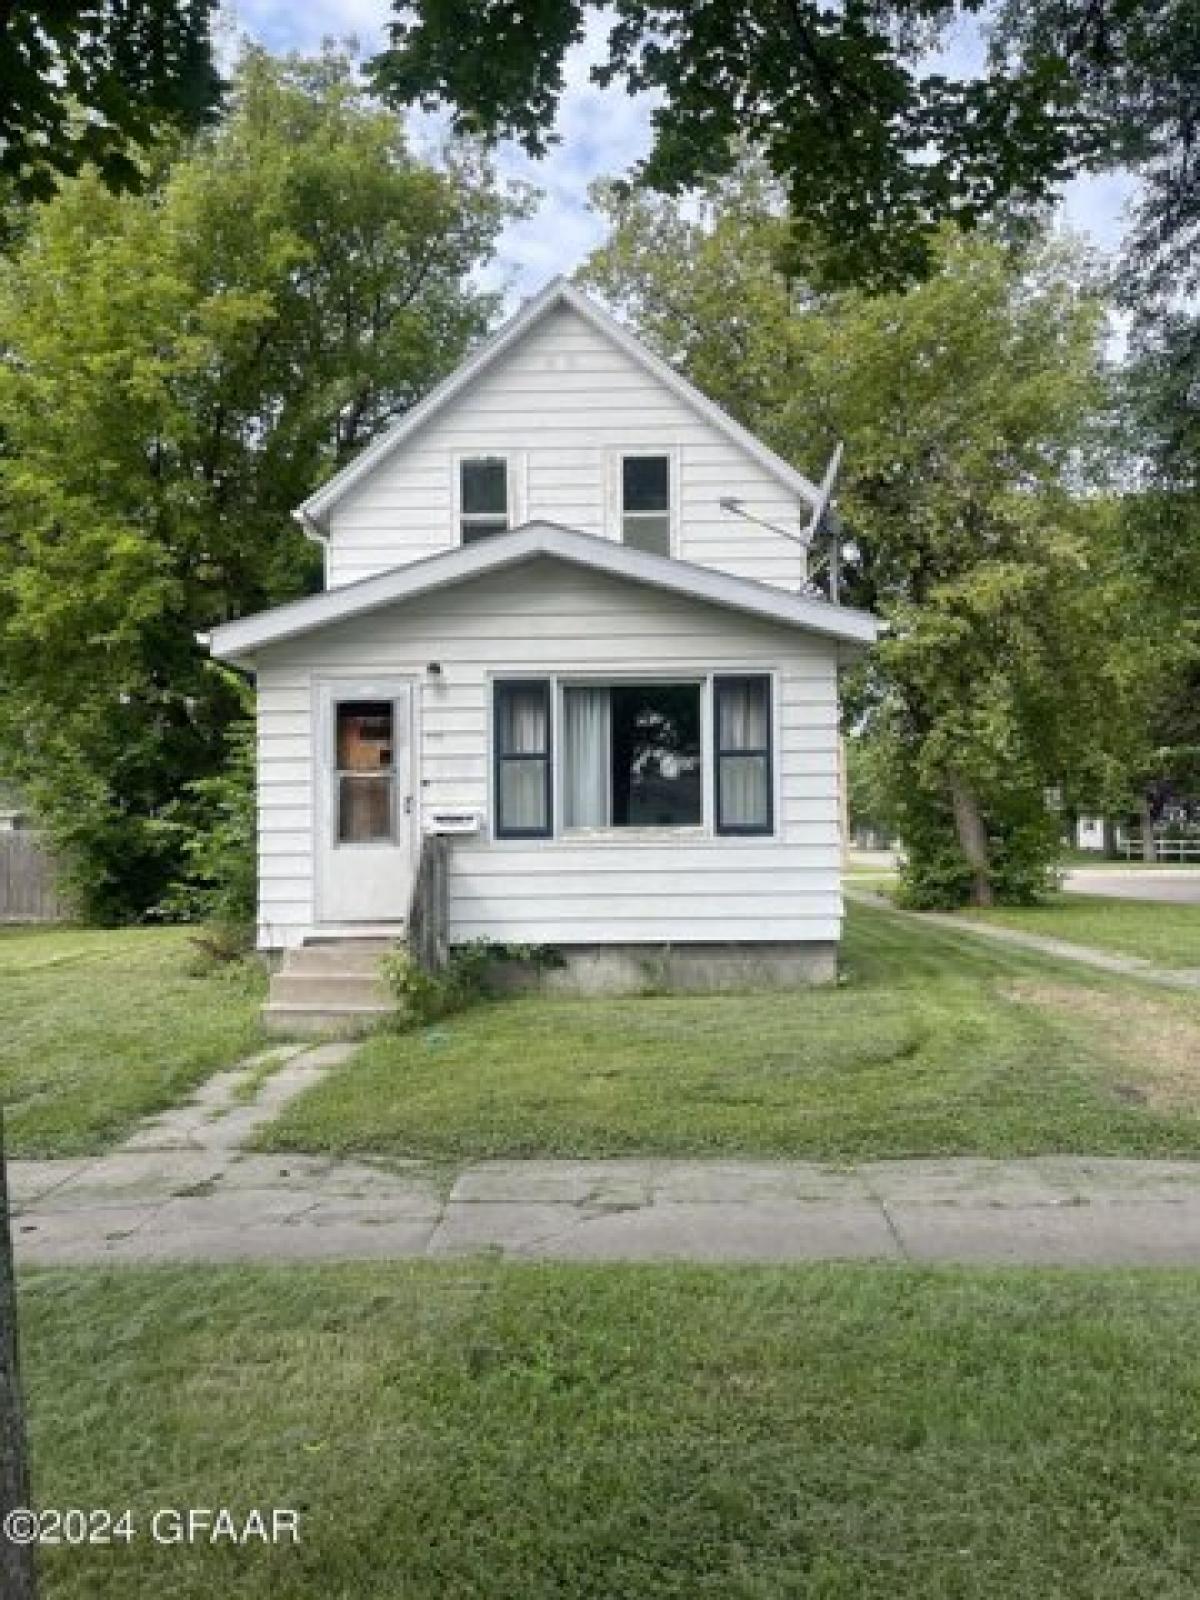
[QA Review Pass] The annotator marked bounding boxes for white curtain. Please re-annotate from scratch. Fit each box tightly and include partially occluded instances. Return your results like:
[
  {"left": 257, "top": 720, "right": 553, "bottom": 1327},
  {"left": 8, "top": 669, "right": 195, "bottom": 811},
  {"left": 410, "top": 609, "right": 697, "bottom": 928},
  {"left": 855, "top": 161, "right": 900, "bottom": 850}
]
[
  {"left": 498, "top": 687, "right": 548, "bottom": 830},
  {"left": 500, "top": 688, "right": 547, "bottom": 754},
  {"left": 718, "top": 680, "right": 768, "bottom": 828},
  {"left": 563, "top": 687, "right": 611, "bottom": 828},
  {"left": 499, "top": 763, "right": 545, "bottom": 830},
  {"left": 718, "top": 680, "right": 768, "bottom": 751}
]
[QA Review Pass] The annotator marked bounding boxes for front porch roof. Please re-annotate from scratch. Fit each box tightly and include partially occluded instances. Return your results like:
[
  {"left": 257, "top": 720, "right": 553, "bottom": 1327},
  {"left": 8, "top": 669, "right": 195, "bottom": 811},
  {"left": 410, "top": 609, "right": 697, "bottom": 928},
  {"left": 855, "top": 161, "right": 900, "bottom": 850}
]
[{"left": 202, "top": 521, "right": 881, "bottom": 663}]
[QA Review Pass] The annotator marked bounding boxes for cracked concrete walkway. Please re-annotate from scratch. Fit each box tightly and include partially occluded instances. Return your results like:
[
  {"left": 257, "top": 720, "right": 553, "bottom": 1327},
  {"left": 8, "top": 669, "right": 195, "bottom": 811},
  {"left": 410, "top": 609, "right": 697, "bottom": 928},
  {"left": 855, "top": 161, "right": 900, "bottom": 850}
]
[
  {"left": 846, "top": 887, "right": 1200, "bottom": 992},
  {"left": 15, "top": 1036, "right": 1200, "bottom": 1268}
]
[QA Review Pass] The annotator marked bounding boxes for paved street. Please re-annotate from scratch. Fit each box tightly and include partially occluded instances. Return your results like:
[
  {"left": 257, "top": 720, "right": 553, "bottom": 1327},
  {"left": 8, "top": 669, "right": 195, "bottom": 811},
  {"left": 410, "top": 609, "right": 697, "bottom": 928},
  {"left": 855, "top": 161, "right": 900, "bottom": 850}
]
[{"left": 1064, "top": 867, "right": 1200, "bottom": 903}]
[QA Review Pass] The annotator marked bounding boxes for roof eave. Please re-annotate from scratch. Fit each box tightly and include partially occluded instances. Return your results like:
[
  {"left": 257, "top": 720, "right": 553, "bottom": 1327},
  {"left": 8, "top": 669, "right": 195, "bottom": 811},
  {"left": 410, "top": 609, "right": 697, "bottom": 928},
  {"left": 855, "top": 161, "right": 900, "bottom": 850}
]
[{"left": 206, "top": 524, "right": 880, "bottom": 662}]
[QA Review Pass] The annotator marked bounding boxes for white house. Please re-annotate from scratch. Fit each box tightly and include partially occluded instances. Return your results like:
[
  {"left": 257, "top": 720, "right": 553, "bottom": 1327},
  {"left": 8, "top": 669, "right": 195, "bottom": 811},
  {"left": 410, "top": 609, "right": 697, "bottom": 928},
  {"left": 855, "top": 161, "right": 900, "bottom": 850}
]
[{"left": 205, "top": 279, "right": 879, "bottom": 1023}]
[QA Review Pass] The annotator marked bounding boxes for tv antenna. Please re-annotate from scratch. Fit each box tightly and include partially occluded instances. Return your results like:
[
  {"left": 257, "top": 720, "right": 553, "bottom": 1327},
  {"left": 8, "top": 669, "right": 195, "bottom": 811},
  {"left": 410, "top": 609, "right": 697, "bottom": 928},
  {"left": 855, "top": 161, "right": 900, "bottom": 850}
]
[{"left": 719, "top": 440, "right": 845, "bottom": 604}]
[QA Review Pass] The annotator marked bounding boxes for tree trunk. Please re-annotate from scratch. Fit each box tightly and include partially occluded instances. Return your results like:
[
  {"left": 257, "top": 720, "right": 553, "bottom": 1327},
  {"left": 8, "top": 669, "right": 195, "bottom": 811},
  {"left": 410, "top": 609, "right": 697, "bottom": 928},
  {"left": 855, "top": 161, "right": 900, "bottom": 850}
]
[
  {"left": 0, "top": 1115, "right": 37, "bottom": 1600},
  {"left": 1102, "top": 816, "right": 1119, "bottom": 860},
  {"left": 1139, "top": 794, "right": 1158, "bottom": 863},
  {"left": 949, "top": 773, "right": 994, "bottom": 907}
]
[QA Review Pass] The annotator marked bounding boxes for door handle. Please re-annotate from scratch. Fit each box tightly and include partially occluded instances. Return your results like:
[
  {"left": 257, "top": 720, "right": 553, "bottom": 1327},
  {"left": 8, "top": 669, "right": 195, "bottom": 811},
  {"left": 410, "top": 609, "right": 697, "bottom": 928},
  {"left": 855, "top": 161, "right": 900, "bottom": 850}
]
[{"left": 403, "top": 795, "right": 413, "bottom": 815}]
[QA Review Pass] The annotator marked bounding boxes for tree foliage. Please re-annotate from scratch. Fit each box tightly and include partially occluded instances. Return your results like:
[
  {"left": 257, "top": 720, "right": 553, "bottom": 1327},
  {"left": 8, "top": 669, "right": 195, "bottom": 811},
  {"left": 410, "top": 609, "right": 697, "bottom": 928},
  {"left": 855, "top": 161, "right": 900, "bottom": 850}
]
[
  {"left": 0, "top": 0, "right": 222, "bottom": 203},
  {"left": 0, "top": 46, "right": 520, "bottom": 921},
  {"left": 372, "top": 0, "right": 1190, "bottom": 289},
  {"left": 584, "top": 177, "right": 1116, "bottom": 903}
]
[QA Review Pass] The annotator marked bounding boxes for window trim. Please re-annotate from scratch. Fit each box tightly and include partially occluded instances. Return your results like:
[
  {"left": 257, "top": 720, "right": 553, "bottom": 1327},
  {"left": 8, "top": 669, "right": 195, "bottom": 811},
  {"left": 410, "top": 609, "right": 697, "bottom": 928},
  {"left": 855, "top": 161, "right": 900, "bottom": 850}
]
[
  {"left": 493, "top": 678, "right": 553, "bottom": 840},
  {"left": 488, "top": 670, "right": 779, "bottom": 844},
  {"left": 454, "top": 452, "right": 523, "bottom": 546},
  {"left": 613, "top": 448, "right": 678, "bottom": 557},
  {"left": 713, "top": 674, "right": 774, "bottom": 837}
]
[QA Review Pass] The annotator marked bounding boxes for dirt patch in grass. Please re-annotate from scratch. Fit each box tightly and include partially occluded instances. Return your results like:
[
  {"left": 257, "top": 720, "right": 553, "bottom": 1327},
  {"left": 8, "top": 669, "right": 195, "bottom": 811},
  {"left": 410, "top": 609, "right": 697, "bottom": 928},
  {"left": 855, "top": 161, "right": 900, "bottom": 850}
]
[{"left": 1005, "top": 979, "right": 1200, "bottom": 1112}]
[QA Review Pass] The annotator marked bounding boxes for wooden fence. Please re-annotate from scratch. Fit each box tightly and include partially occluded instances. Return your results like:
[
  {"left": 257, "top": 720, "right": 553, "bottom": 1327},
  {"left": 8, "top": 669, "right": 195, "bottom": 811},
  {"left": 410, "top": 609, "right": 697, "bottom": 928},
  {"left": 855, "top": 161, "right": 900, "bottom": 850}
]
[{"left": 0, "top": 832, "right": 70, "bottom": 922}]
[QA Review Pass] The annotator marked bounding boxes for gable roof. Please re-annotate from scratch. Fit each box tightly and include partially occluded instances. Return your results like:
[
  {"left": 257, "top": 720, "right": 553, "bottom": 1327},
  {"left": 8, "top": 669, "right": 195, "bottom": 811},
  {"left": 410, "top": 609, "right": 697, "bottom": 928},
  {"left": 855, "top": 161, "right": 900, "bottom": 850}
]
[
  {"left": 295, "top": 278, "right": 824, "bottom": 534},
  {"left": 205, "top": 521, "right": 879, "bottom": 663}
]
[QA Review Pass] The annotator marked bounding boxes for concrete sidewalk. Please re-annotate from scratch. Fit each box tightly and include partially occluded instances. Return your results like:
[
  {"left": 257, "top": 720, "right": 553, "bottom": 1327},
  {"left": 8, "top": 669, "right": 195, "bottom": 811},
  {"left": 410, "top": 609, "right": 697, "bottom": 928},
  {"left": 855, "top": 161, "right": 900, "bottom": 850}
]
[
  {"left": 15, "top": 1025, "right": 1200, "bottom": 1271},
  {"left": 17, "top": 1149, "right": 1200, "bottom": 1269}
]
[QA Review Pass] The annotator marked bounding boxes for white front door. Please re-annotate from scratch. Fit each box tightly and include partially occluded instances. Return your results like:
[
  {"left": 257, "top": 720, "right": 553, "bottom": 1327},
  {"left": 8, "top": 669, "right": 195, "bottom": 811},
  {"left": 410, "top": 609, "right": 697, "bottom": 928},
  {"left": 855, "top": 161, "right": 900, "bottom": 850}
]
[{"left": 316, "top": 679, "right": 416, "bottom": 924}]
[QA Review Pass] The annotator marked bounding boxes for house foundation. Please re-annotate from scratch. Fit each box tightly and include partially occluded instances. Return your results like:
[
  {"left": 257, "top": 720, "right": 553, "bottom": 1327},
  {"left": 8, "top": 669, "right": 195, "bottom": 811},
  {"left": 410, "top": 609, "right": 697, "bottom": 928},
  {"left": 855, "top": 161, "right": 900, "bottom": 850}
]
[{"left": 492, "top": 942, "right": 839, "bottom": 998}]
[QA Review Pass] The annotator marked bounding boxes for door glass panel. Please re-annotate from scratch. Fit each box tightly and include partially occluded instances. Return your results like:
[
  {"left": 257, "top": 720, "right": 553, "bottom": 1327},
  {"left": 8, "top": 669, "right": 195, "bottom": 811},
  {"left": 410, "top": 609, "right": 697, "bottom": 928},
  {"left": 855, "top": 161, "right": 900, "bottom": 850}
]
[
  {"left": 336, "top": 702, "right": 393, "bottom": 771},
  {"left": 336, "top": 701, "right": 394, "bottom": 843},
  {"left": 338, "top": 776, "right": 394, "bottom": 843}
]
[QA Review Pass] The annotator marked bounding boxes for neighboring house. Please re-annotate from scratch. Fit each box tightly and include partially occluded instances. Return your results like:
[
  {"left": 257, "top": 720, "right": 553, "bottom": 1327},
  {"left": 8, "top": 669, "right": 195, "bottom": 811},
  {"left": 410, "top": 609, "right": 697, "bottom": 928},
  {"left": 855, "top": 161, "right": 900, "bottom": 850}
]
[{"left": 205, "top": 279, "right": 879, "bottom": 1007}]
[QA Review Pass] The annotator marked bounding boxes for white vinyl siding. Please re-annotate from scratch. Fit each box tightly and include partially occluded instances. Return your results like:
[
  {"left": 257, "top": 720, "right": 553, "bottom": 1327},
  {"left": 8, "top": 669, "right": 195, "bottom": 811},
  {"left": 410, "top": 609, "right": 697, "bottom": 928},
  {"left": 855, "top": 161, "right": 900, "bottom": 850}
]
[
  {"left": 325, "top": 305, "right": 809, "bottom": 588},
  {"left": 253, "top": 561, "right": 841, "bottom": 950}
]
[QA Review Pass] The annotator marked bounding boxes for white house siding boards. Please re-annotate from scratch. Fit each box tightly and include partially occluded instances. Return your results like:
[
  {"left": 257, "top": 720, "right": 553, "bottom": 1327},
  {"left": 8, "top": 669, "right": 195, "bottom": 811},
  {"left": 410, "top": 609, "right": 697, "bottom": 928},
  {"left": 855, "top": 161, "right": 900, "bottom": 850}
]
[
  {"left": 324, "top": 306, "right": 809, "bottom": 592},
  {"left": 255, "top": 560, "right": 842, "bottom": 952}
]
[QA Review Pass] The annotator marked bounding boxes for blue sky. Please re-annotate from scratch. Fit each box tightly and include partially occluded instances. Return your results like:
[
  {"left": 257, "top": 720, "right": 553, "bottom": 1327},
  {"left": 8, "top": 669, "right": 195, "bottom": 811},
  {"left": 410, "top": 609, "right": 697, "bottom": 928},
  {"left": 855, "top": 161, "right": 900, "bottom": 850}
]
[{"left": 225, "top": 0, "right": 1137, "bottom": 299}]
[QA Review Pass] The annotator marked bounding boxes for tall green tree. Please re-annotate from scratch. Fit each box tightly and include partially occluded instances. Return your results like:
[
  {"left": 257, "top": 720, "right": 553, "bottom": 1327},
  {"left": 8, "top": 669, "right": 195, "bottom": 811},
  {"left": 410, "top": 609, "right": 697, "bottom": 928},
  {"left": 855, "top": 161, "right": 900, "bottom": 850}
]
[
  {"left": 0, "top": 46, "right": 521, "bottom": 920},
  {"left": 372, "top": 0, "right": 1197, "bottom": 291},
  {"left": 0, "top": 0, "right": 222, "bottom": 204},
  {"left": 584, "top": 178, "right": 1113, "bottom": 904}
]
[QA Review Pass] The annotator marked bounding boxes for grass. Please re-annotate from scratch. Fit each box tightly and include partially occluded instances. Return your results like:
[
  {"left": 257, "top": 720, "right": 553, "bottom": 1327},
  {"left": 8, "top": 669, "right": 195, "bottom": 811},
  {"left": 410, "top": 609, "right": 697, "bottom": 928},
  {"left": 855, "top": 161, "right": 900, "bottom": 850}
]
[
  {"left": 19, "top": 1260, "right": 1200, "bottom": 1599},
  {"left": 256, "top": 903, "right": 1200, "bottom": 1163},
  {"left": 959, "top": 892, "right": 1200, "bottom": 969},
  {"left": 0, "top": 925, "right": 265, "bottom": 1157}
]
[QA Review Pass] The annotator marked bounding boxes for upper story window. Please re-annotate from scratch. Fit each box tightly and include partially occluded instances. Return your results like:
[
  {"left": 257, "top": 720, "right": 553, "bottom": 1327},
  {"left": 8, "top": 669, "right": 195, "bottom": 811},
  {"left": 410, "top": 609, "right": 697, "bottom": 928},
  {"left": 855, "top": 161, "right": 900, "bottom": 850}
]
[
  {"left": 459, "top": 456, "right": 510, "bottom": 544},
  {"left": 621, "top": 454, "right": 672, "bottom": 556}
]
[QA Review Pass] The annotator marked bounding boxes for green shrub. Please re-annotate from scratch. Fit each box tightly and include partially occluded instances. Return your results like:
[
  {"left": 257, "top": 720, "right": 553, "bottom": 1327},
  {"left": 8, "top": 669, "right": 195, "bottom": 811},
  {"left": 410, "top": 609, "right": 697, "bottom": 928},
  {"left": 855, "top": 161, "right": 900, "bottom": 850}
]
[
  {"left": 893, "top": 783, "right": 1060, "bottom": 910},
  {"left": 380, "top": 942, "right": 561, "bottom": 1027}
]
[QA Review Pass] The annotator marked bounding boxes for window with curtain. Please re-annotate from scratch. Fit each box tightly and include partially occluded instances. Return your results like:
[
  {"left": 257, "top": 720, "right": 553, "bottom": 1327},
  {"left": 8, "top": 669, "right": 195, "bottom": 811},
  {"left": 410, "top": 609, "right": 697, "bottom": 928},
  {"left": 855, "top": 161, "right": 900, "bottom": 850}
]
[
  {"left": 714, "top": 676, "right": 772, "bottom": 834},
  {"left": 335, "top": 701, "right": 394, "bottom": 844},
  {"left": 620, "top": 455, "right": 671, "bottom": 556},
  {"left": 460, "top": 457, "right": 509, "bottom": 543},
  {"left": 494, "top": 680, "right": 552, "bottom": 837},
  {"left": 563, "top": 683, "right": 701, "bottom": 829}
]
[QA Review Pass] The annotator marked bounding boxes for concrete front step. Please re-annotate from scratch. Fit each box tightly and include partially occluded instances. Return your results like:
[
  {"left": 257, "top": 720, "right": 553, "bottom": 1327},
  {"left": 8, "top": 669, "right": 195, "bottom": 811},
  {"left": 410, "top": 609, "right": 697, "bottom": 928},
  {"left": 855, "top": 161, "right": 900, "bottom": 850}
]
[
  {"left": 265, "top": 936, "right": 403, "bottom": 1036},
  {"left": 263, "top": 1002, "right": 396, "bottom": 1038},
  {"left": 270, "top": 972, "right": 392, "bottom": 1008},
  {"left": 285, "top": 939, "right": 399, "bottom": 976}
]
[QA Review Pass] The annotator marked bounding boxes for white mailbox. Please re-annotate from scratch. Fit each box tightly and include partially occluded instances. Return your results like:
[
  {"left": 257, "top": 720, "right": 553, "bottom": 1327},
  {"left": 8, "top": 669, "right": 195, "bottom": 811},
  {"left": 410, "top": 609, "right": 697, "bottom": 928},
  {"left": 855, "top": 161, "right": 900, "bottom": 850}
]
[{"left": 425, "top": 808, "right": 485, "bottom": 836}]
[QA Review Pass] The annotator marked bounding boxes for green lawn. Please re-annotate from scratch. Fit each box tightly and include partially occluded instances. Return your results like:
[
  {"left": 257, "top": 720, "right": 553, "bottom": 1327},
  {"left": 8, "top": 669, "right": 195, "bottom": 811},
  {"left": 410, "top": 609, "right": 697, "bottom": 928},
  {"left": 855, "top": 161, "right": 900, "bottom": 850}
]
[
  {"left": 0, "top": 925, "right": 265, "bottom": 1157},
  {"left": 20, "top": 1261, "right": 1200, "bottom": 1598},
  {"left": 959, "top": 892, "right": 1200, "bottom": 969},
  {"left": 257, "top": 904, "right": 1200, "bottom": 1163}
]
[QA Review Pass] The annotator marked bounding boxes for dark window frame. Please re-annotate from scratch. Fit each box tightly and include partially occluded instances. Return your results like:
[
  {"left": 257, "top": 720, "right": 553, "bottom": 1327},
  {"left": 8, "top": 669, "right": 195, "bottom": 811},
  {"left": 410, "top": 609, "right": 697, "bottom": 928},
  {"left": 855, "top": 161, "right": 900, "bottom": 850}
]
[
  {"left": 713, "top": 674, "right": 774, "bottom": 837},
  {"left": 619, "top": 452, "right": 672, "bottom": 556},
  {"left": 459, "top": 455, "right": 511, "bottom": 544},
  {"left": 493, "top": 679, "right": 553, "bottom": 840}
]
